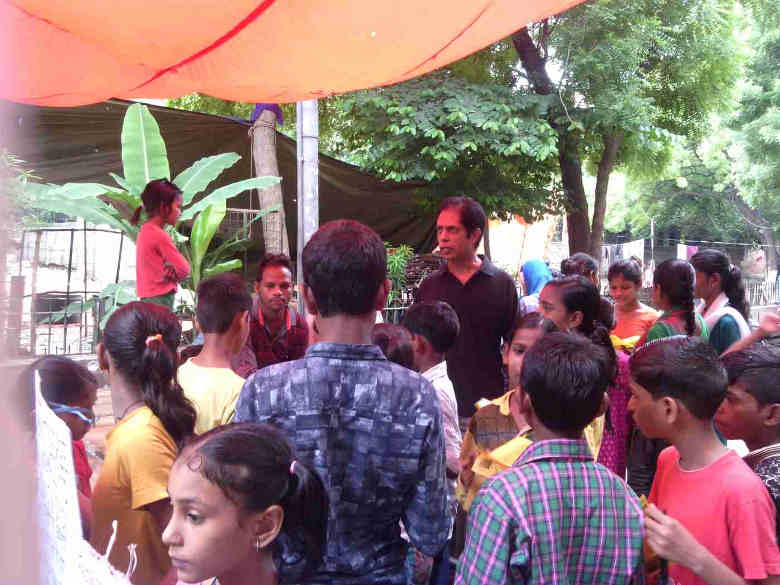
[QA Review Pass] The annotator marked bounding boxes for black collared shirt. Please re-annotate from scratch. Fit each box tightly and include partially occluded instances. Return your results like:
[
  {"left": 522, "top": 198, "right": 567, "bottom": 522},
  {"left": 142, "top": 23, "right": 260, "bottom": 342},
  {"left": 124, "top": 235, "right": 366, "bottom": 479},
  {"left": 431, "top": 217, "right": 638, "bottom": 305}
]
[{"left": 417, "top": 257, "right": 518, "bottom": 416}]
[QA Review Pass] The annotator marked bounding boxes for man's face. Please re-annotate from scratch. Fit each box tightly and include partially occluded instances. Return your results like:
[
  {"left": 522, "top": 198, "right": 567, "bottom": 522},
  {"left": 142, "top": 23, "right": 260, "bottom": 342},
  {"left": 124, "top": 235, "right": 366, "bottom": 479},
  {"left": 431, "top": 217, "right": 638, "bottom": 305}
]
[
  {"left": 715, "top": 382, "right": 765, "bottom": 445},
  {"left": 436, "top": 208, "right": 478, "bottom": 262},
  {"left": 255, "top": 265, "right": 293, "bottom": 316}
]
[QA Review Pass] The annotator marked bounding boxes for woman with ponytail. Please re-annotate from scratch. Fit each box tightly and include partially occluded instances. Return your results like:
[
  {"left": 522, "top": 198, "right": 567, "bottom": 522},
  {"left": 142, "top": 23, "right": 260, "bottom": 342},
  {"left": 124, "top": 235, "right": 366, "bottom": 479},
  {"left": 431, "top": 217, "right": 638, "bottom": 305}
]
[
  {"left": 163, "top": 423, "right": 328, "bottom": 585},
  {"left": 91, "top": 301, "right": 197, "bottom": 585},
  {"left": 133, "top": 179, "right": 190, "bottom": 310},
  {"left": 691, "top": 249, "right": 751, "bottom": 354}
]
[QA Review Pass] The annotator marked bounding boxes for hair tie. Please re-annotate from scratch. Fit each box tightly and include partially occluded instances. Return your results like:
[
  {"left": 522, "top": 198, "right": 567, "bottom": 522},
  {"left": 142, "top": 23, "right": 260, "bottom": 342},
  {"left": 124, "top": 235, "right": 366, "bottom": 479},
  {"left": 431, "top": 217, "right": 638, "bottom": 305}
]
[
  {"left": 145, "top": 333, "right": 163, "bottom": 347},
  {"left": 289, "top": 460, "right": 297, "bottom": 475}
]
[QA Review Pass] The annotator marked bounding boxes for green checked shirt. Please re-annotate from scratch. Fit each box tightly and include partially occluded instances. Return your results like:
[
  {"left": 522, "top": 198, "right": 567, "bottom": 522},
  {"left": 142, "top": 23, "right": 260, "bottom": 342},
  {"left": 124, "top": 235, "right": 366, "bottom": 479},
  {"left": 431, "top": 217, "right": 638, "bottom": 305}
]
[{"left": 456, "top": 439, "right": 646, "bottom": 585}]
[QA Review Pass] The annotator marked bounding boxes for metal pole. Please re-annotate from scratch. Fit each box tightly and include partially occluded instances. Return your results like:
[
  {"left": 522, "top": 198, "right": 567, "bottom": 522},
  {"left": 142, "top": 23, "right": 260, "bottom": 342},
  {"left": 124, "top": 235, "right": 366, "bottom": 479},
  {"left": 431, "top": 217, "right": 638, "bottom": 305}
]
[
  {"left": 296, "top": 99, "right": 319, "bottom": 314},
  {"left": 64, "top": 229, "right": 74, "bottom": 354},
  {"left": 115, "top": 232, "right": 124, "bottom": 284},
  {"left": 29, "top": 231, "right": 41, "bottom": 355}
]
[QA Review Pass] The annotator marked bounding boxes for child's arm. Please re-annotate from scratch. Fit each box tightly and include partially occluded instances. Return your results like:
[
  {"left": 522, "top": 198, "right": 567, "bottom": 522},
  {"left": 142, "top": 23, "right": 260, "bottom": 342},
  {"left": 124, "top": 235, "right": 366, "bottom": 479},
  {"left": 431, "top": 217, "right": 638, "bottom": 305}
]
[
  {"left": 721, "top": 310, "right": 780, "bottom": 356},
  {"left": 157, "top": 231, "right": 190, "bottom": 282},
  {"left": 645, "top": 504, "right": 752, "bottom": 585}
]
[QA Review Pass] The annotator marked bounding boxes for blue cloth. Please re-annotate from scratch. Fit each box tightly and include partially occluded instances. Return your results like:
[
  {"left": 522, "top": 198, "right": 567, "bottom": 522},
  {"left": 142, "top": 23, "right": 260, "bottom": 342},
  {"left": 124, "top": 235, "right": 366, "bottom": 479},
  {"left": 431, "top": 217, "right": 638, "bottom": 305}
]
[
  {"left": 251, "top": 103, "right": 284, "bottom": 124},
  {"left": 235, "top": 342, "right": 450, "bottom": 585},
  {"left": 521, "top": 259, "right": 552, "bottom": 295}
]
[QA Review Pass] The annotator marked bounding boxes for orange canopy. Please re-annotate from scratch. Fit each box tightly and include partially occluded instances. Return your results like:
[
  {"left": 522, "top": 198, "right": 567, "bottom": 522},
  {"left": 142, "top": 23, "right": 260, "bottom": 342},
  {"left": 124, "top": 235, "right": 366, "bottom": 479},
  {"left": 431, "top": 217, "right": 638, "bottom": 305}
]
[{"left": 2, "top": 0, "right": 582, "bottom": 107}]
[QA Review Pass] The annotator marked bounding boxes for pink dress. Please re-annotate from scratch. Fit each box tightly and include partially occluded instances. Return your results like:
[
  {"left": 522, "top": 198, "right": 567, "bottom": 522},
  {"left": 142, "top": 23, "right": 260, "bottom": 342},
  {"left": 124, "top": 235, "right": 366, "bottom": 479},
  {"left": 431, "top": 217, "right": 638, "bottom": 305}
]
[{"left": 597, "top": 351, "right": 633, "bottom": 477}]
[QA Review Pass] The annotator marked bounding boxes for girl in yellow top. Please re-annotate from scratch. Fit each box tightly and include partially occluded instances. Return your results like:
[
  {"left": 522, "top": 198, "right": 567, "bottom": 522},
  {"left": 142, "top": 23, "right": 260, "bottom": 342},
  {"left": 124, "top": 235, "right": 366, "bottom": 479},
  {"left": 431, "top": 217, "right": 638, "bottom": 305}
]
[{"left": 91, "top": 301, "right": 197, "bottom": 585}]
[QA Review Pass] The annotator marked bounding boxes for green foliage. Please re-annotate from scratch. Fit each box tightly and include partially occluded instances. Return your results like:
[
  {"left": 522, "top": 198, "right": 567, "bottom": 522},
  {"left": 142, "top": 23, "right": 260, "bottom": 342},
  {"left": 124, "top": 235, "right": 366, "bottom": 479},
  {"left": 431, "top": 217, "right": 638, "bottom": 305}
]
[
  {"left": 42, "top": 281, "right": 138, "bottom": 330},
  {"left": 386, "top": 243, "right": 414, "bottom": 305}
]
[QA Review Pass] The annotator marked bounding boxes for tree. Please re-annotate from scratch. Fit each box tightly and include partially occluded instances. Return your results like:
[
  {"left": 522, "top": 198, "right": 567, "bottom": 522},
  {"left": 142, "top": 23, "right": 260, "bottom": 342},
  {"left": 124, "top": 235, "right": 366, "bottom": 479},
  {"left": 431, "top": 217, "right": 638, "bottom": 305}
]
[{"left": 511, "top": 0, "right": 742, "bottom": 256}]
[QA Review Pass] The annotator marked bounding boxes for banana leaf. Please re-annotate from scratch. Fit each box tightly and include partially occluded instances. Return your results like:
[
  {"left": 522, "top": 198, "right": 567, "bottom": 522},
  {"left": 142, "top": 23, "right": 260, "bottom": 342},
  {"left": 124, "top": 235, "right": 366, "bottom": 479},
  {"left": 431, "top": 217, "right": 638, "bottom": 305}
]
[
  {"left": 190, "top": 201, "right": 227, "bottom": 287},
  {"left": 45, "top": 182, "right": 115, "bottom": 199},
  {"left": 122, "top": 103, "right": 170, "bottom": 189},
  {"left": 202, "top": 259, "right": 243, "bottom": 280},
  {"left": 40, "top": 298, "right": 97, "bottom": 324},
  {"left": 179, "top": 176, "right": 281, "bottom": 222},
  {"left": 174, "top": 153, "right": 241, "bottom": 206},
  {"left": 109, "top": 173, "right": 138, "bottom": 195}
]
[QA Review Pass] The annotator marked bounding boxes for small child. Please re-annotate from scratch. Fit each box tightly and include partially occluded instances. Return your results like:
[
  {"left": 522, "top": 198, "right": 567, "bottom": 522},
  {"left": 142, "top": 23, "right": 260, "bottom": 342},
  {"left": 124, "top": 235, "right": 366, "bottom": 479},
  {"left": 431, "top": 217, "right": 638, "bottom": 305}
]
[
  {"left": 132, "top": 178, "right": 190, "bottom": 309},
  {"left": 18, "top": 356, "right": 98, "bottom": 539},
  {"left": 630, "top": 336, "right": 780, "bottom": 585},
  {"left": 178, "top": 273, "right": 251, "bottom": 434},
  {"left": 456, "top": 332, "right": 645, "bottom": 585},
  {"left": 718, "top": 344, "right": 780, "bottom": 543},
  {"left": 163, "top": 423, "right": 328, "bottom": 585},
  {"left": 371, "top": 323, "right": 415, "bottom": 370}
]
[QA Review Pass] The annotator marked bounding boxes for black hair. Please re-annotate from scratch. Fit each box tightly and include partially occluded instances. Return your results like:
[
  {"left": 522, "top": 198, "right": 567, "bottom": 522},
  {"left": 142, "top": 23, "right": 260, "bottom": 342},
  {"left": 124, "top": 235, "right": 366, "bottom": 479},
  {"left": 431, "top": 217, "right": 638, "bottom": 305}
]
[
  {"left": 438, "top": 196, "right": 487, "bottom": 246},
  {"left": 507, "top": 311, "right": 558, "bottom": 341},
  {"left": 256, "top": 253, "right": 293, "bottom": 282},
  {"left": 181, "top": 423, "right": 327, "bottom": 579},
  {"left": 561, "top": 253, "right": 599, "bottom": 279},
  {"left": 196, "top": 273, "right": 252, "bottom": 334},
  {"left": 521, "top": 332, "right": 612, "bottom": 433},
  {"left": 721, "top": 345, "right": 780, "bottom": 406},
  {"left": 630, "top": 336, "right": 727, "bottom": 420},
  {"left": 371, "top": 324, "right": 415, "bottom": 370},
  {"left": 102, "top": 301, "right": 196, "bottom": 445},
  {"left": 131, "top": 179, "right": 182, "bottom": 225},
  {"left": 691, "top": 249, "right": 750, "bottom": 321},
  {"left": 608, "top": 256, "right": 643, "bottom": 287},
  {"left": 653, "top": 259, "right": 697, "bottom": 336},
  {"left": 302, "top": 220, "right": 386, "bottom": 317},
  {"left": 16, "top": 356, "right": 98, "bottom": 423},
  {"left": 401, "top": 301, "right": 460, "bottom": 354}
]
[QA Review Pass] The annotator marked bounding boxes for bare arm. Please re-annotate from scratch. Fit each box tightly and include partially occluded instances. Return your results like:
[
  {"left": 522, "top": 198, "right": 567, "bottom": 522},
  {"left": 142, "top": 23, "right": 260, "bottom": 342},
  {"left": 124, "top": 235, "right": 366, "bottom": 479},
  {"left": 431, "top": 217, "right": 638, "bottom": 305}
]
[{"left": 722, "top": 311, "right": 780, "bottom": 356}]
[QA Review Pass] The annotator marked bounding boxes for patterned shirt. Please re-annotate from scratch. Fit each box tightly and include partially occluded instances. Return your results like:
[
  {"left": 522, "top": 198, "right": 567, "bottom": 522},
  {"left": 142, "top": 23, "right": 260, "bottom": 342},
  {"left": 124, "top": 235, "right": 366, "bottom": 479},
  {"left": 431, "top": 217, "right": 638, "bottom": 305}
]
[
  {"left": 234, "top": 342, "right": 450, "bottom": 585},
  {"left": 744, "top": 445, "right": 780, "bottom": 545},
  {"left": 456, "top": 439, "right": 645, "bottom": 585}
]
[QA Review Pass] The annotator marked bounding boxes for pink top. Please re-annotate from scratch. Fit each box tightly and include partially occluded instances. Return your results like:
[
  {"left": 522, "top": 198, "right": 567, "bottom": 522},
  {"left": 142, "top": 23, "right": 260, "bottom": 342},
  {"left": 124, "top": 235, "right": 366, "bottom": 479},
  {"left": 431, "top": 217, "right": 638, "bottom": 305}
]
[
  {"left": 135, "top": 222, "right": 190, "bottom": 298},
  {"left": 597, "top": 352, "right": 633, "bottom": 477},
  {"left": 650, "top": 447, "right": 780, "bottom": 584}
]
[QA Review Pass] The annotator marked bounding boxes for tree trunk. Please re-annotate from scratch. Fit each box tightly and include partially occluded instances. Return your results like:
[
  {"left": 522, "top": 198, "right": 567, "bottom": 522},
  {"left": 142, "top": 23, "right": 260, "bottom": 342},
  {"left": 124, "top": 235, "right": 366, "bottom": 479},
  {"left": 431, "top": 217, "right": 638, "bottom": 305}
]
[
  {"left": 512, "top": 27, "right": 590, "bottom": 254},
  {"left": 589, "top": 132, "right": 624, "bottom": 259},
  {"left": 251, "top": 109, "right": 289, "bottom": 256},
  {"left": 483, "top": 220, "right": 491, "bottom": 261}
]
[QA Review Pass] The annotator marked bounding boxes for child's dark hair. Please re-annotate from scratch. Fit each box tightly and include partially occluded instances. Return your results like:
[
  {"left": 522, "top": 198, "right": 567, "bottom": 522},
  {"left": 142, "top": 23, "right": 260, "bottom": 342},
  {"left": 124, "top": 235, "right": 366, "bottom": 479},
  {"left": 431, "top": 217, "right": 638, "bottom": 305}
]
[
  {"left": 196, "top": 273, "right": 252, "bottom": 334},
  {"left": 102, "top": 301, "right": 196, "bottom": 445},
  {"left": 721, "top": 345, "right": 780, "bottom": 406},
  {"left": 544, "top": 276, "right": 617, "bottom": 377},
  {"left": 608, "top": 256, "right": 643, "bottom": 287},
  {"left": 256, "top": 253, "right": 293, "bottom": 282},
  {"left": 653, "top": 259, "right": 697, "bottom": 335},
  {"left": 16, "top": 356, "right": 98, "bottom": 424},
  {"left": 302, "top": 220, "right": 386, "bottom": 317},
  {"left": 371, "top": 324, "right": 415, "bottom": 370},
  {"left": 507, "top": 311, "right": 558, "bottom": 341},
  {"left": 438, "top": 196, "right": 487, "bottom": 246},
  {"left": 630, "top": 336, "right": 727, "bottom": 420},
  {"left": 131, "top": 179, "right": 182, "bottom": 225},
  {"left": 521, "top": 332, "right": 611, "bottom": 433},
  {"left": 561, "top": 252, "right": 599, "bottom": 279},
  {"left": 691, "top": 249, "right": 750, "bottom": 321},
  {"left": 401, "top": 301, "right": 460, "bottom": 354},
  {"left": 181, "top": 423, "right": 328, "bottom": 578}
]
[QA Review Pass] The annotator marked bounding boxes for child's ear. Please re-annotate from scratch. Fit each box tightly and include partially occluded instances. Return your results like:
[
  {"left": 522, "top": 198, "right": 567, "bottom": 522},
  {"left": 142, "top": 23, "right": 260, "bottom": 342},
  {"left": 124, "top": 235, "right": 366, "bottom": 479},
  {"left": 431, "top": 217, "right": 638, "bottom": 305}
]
[
  {"left": 569, "top": 310, "right": 584, "bottom": 331},
  {"left": 762, "top": 403, "right": 780, "bottom": 428},
  {"left": 595, "top": 393, "right": 610, "bottom": 419},
  {"left": 501, "top": 342, "right": 509, "bottom": 366},
  {"left": 253, "top": 505, "right": 284, "bottom": 550},
  {"left": 97, "top": 343, "right": 110, "bottom": 372},
  {"left": 517, "top": 390, "right": 535, "bottom": 429},
  {"left": 373, "top": 279, "right": 392, "bottom": 312},
  {"left": 301, "top": 284, "right": 319, "bottom": 316},
  {"left": 661, "top": 396, "right": 679, "bottom": 425}
]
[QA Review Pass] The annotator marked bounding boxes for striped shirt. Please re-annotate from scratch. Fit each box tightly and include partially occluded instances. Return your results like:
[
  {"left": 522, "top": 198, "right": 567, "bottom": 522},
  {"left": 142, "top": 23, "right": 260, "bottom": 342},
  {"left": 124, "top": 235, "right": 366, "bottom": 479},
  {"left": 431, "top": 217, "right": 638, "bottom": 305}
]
[{"left": 456, "top": 439, "right": 645, "bottom": 585}]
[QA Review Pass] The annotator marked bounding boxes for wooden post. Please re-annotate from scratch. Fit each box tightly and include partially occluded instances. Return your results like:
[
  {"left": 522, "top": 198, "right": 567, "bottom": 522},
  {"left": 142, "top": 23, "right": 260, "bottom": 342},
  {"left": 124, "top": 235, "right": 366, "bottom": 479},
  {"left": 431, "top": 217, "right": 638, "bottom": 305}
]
[
  {"left": 29, "top": 231, "right": 41, "bottom": 355},
  {"left": 251, "top": 109, "right": 289, "bottom": 255},
  {"left": 9, "top": 276, "right": 24, "bottom": 357}
]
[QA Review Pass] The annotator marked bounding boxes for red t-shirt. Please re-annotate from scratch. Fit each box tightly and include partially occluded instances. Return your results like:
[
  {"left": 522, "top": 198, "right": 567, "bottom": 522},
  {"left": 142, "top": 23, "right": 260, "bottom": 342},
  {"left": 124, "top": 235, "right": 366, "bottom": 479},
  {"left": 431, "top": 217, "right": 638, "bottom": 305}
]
[
  {"left": 72, "top": 439, "right": 92, "bottom": 498},
  {"left": 650, "top": 446, "right": 780, "bottom": 584},
  {"left": 135, "top": 222, "right": 190, "bottom": 298}
]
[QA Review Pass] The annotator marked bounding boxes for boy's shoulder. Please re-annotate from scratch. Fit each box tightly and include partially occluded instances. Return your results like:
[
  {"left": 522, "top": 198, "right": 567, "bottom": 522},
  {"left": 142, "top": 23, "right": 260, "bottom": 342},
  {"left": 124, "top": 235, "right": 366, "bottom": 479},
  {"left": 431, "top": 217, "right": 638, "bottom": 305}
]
[{"left": 660, "top": 446, "right": 768, "bottom": 493}]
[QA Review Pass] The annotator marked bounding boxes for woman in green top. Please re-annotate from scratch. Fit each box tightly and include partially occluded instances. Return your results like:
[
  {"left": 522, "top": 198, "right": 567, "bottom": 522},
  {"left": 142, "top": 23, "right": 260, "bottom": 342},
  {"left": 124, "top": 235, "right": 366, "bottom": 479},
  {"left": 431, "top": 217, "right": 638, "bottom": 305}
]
[
  {"left": 639, "top": 258, "right": 709, "bottom": 346},
  {"left": 691, "top": 249, "right": 751, "bottom": 355}
]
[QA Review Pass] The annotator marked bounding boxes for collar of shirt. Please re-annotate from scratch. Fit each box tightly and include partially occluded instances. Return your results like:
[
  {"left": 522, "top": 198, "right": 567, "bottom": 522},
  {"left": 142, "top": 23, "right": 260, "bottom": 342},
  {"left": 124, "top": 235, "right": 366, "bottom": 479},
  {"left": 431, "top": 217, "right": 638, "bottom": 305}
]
[
  {"left": 257, "top": 305, "right": 291, "bottom": 333},
  {"left": 436, "top": 254, "right": 500, "bottom": 279},
  {"left": 305, "top": 342, "right": 388, "bottom": 361},
  {"left": 517, "top": 438, "right": 593, "bottom": 467},
  {"left": 421, "top": 361, "right": 448, "bottom": 382}
]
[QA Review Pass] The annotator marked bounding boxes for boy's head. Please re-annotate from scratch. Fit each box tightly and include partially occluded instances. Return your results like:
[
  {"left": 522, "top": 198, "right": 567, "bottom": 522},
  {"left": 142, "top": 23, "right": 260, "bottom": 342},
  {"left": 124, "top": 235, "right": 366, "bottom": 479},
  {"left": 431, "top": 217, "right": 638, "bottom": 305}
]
[
  {"left": 371, "top": 324, "right": 415, "bottom": 370},
  {"left": 519, "top": 332, "right": 610, "bottom": 436},
  {"left": 196, "top": 274, "right": 252, "bottom": 351},
  {"left": 628, "top": 336, "right": 727, "bottom": 440},
  {"left": 716, "top": 345, "right": 780, "bottom": 447},
  {"left": 301, "top": 220, "right": 389, "bottom": 318},
  {"left": 254, "top": 254, "right": 293, "bottom": 317},
  {"left": 401, "top": 301, "right": 459, "bottom": 369}
]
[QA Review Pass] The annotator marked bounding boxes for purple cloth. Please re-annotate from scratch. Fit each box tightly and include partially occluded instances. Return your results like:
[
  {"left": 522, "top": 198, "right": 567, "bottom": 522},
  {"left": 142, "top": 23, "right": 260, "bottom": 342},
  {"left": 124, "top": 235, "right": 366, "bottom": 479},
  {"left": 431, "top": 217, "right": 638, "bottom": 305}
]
[{"left": 251, "top": 103, "right": 283, "bottom": 124}]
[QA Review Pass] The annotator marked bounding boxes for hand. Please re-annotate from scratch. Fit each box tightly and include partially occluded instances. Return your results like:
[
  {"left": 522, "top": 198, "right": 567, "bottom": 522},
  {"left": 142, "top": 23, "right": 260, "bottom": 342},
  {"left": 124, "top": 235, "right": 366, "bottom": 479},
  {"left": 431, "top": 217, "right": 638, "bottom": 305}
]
[
  {"left": 758, "top": 310, "right": 780, "bottom": 336},
  {"left": 644, "top": 503, "right": 705, "bottom": 570}
]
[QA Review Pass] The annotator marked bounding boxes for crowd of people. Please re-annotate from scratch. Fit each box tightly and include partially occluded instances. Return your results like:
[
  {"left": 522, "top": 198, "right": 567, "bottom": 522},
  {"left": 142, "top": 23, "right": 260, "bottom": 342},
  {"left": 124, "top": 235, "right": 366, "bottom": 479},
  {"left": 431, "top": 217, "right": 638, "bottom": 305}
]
[{"left": 17, "top": 183, "right": 780, "bottom": 585}]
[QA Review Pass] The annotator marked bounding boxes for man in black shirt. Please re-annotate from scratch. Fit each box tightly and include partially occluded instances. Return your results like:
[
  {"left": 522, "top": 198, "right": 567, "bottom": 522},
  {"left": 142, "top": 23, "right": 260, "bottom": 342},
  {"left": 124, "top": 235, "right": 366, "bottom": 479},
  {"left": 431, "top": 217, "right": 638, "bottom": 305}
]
[{"left": 417, "top": 197, "right": 518, "bottom": 419}]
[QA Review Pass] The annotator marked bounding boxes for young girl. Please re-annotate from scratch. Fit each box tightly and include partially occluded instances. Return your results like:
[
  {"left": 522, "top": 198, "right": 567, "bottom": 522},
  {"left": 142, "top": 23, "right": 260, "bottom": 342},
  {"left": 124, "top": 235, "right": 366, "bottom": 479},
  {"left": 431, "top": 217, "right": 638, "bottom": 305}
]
[
  {"left": 691, "top": 249, "right": 751, "bottom": 354},
  {"left": 608, "top": 257, "right": 659, "bottom": 343},
  {"left": 162, "top": 423, "right": 328, "bottom": 585},
  {"left": 132, "top": 179, "right": 191, "bottom": 310},
  {"left": 90, "top": 301, "right": 197, "bottom": 585},
  {"left": 639, "top": 258, "right": 709, "bottom": 347},
  {"left": 560, "top": 252, "right": 616, "bottom": 329},
  {"left": 18, "top": 356, "right": 99, "bottom": 539}
]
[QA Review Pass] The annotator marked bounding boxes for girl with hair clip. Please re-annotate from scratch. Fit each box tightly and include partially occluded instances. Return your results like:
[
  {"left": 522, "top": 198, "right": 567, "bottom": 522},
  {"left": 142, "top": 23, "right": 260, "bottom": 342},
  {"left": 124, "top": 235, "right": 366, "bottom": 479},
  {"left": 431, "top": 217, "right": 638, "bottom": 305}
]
[
  {"left": 91, "top": 301, "right": 197, "bottom": 585},
  {"left": 608, "top": 256, "right": 659, "bottom": 347},
  {"left": 539, "top": 276, "right": 632, "bottom": 476},
  {"left": 691, "top": 249, "right": 751, "bottom": 354},
  {"left": 163, "top": 423, "right": 328, "bottom": 585},
  {"left": 132, "top": 179, "right": 190, "bottom": 310}
]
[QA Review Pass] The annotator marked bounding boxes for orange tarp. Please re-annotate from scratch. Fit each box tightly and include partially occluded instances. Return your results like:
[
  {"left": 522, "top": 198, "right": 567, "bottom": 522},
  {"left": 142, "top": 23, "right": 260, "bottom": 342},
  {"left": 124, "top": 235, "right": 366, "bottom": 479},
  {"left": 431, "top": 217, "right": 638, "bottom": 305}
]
[{"left": 2, "top": 0, "right": 583, "bottom": 106}]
